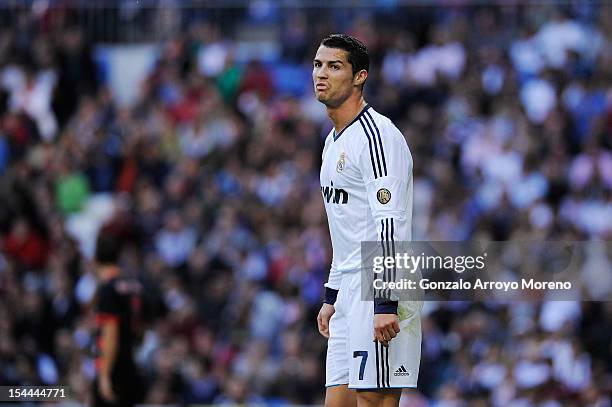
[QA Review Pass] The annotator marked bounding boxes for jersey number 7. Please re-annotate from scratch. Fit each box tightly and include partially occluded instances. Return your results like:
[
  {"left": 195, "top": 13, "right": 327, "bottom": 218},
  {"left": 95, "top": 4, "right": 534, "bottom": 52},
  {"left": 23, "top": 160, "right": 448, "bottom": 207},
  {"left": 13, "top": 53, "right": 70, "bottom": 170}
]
[{"left": 353, "top": 350, "right": 368, "bottom": 380}]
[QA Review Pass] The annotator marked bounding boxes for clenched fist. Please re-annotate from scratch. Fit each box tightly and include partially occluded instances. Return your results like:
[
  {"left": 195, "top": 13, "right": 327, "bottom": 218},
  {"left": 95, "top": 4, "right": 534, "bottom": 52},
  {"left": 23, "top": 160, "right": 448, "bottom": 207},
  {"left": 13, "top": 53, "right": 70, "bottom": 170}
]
[{"left": 373, "top": 313, "right": 400, "bottom": 346}]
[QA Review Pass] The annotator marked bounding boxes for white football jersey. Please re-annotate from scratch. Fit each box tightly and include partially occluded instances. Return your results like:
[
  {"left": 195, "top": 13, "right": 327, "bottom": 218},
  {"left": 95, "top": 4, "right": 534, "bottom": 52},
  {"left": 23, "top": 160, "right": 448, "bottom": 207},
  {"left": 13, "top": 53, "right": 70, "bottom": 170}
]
[{"left": 320, "top": 104, "right": 413, "bottom": 290}]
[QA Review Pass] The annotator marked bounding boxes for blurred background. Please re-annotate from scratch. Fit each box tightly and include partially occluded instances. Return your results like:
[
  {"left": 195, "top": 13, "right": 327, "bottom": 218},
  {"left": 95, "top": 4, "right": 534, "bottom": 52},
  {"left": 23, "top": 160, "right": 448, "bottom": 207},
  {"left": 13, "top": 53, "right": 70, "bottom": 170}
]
[{"left": 0, "top": 0, "right": 610, "bottom": 406}]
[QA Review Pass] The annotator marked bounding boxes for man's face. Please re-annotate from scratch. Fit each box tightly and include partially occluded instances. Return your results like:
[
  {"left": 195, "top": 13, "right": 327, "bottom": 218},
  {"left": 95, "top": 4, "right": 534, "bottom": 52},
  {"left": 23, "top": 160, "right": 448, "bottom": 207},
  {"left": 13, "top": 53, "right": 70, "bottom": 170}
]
[{"left": 312, "top": 46, "right": 357, "bottom": 108}]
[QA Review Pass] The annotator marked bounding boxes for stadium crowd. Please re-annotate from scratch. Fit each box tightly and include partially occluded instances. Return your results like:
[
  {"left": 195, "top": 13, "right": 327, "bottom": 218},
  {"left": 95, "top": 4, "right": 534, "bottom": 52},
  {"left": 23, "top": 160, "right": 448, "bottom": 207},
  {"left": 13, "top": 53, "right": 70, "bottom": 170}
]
[{"left": 0, "top": 2, "right": 610, "bottom": 406}]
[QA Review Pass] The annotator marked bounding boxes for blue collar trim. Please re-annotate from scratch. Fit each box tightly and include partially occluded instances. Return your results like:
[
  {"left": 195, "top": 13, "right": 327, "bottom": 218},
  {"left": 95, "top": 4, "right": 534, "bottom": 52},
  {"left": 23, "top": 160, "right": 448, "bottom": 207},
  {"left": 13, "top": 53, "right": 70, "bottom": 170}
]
[{"left": 333, "top": 104, "right": 371, "bottom": 141}]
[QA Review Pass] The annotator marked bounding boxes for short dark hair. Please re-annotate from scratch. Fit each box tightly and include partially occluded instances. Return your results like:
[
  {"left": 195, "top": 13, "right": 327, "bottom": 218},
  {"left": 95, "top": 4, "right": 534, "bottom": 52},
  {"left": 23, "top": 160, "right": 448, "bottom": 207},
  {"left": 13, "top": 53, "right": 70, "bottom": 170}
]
[
  {"left": 95, "top": 232, "right": 121, "bottom": 265},
  {"left": 320, "top": 34, "right": 369, "bottom": 77}
]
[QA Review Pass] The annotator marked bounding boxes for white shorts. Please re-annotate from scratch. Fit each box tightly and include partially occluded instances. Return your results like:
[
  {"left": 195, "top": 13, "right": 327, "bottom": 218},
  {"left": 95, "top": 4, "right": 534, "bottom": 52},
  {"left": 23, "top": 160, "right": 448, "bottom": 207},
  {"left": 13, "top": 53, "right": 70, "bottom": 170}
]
[{"left": 325, "top": 270, "right": 422, "bottom": 389}]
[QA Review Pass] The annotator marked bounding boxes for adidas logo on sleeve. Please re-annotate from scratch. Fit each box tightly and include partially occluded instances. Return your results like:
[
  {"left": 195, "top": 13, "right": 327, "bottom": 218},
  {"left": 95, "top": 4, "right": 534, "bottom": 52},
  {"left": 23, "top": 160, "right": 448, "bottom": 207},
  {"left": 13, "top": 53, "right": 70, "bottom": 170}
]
[{"left": 394, "top": 365, "right": 410, "bottom": 376}]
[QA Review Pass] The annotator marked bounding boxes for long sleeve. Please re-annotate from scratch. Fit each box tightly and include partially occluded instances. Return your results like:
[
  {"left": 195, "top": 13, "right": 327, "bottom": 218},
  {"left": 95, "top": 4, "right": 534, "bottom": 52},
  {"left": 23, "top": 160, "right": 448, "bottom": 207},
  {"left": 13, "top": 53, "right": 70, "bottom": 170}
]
[
  {"left": 323, "top": 260, "right": 341, "bottom": 304},
  {"left": 358, "top": 113, "right": 413, "bottom": 314}
]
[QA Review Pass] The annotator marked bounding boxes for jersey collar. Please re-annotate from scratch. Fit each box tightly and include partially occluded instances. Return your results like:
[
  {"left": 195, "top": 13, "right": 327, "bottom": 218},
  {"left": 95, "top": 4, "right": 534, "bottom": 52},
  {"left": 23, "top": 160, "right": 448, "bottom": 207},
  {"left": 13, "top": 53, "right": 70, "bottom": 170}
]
[{"left": 333, "top": 104, "right": 371, "bottom": 142}]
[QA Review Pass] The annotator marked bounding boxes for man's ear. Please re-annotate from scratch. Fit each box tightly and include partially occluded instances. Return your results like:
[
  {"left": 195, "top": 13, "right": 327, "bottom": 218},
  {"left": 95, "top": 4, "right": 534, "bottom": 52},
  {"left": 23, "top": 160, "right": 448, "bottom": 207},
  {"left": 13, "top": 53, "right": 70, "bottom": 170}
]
[{"left": 354, "top": 70, "right": 368, "bottom": 87}]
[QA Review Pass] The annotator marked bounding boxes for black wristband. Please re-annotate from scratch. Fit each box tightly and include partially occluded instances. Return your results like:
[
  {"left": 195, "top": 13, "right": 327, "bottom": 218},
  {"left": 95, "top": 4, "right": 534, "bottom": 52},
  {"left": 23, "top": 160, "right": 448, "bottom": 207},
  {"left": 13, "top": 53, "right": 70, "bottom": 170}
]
[
  {"left": 374, "top": 299, "right": 398, "bottom": 314},
  {"left": 324, "top": 287, "right": 339, "bottom": 305}
]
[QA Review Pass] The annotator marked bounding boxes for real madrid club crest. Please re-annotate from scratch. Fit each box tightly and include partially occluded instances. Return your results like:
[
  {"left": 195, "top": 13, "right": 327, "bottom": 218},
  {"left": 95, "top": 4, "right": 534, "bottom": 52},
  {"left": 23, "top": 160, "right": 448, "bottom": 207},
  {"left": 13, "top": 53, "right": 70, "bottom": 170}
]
[
  {"left": 336, "top": 152, "right": 346, "bottom": 173},
  {"left": 377, "top": 188, "right": 391, "bottom": 204}
]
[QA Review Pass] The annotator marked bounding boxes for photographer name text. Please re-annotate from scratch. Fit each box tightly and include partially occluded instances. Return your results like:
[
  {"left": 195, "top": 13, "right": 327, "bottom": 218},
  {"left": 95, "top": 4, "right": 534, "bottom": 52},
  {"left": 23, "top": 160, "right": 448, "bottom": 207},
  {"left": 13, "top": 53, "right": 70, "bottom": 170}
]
[{"left": 373, "top": 278, "right": 572, "bottom": 291}]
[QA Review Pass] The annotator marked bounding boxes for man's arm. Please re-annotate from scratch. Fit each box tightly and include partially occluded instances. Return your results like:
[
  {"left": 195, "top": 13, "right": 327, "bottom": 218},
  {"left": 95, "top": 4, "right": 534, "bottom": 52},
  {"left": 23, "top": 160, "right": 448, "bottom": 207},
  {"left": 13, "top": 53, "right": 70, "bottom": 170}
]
[
  {"left": 96, "top": 316, "right": 118, "bottom": 402},
  {"left": 323, "top": 262, "right": 341, "bottom": 304},
  {"left": 318, "top": 264, "right": 340, "bottom": 338},
  {"left": 358, "top": 113, "right": 413, "bottom": 345},
  {"left": 95, "top": 283, "right": 120, "bottom": 402},
  {"left": 98, "top": 318, "right": 119, "bottom": 378},
  {"left": 372, "top": 219, "right": 402, "bottom": 345}
]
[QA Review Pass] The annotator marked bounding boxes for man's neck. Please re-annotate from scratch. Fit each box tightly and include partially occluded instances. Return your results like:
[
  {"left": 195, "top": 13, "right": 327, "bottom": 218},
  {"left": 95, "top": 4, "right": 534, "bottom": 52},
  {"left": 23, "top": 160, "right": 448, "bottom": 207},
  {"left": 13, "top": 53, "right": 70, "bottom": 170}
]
[
  {"left": 327, "top": 94, "right": 367, "bottom": 135},
  {"left": 98, "top": 265, "right": 120, "bottom": 282}
]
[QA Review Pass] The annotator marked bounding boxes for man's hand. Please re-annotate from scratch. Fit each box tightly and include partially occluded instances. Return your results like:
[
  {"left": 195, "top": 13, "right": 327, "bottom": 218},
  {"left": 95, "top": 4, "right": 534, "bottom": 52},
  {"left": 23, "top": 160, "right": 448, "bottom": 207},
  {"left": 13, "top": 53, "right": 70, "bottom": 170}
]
[
  {"left": 98, "top": 375, "right": 116, "bottom": 403},
  {"left": 373, "top": 313, "right": 400, "bottom": 346},
  {"left": 317, "top": 303, "right": 335, "bottom": 338}
]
